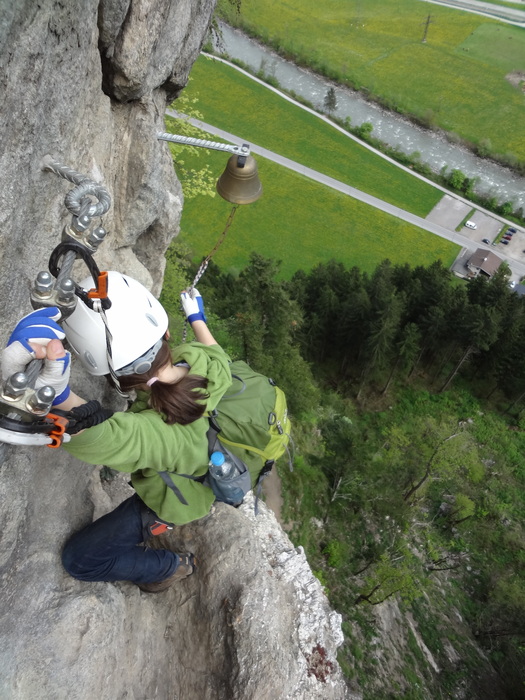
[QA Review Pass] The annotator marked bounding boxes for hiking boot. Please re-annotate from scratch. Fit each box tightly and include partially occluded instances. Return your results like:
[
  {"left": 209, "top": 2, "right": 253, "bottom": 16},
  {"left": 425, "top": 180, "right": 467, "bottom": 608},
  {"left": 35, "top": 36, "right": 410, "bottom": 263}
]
[{"left": 138, "top": 553, "right": 196, "bottom": 594}]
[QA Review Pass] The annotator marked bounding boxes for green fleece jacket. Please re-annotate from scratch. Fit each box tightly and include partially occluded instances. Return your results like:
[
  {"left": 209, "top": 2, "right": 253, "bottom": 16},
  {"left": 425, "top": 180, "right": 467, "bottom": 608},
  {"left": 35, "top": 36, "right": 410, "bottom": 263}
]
[{"left": 63, "top": 342, "right": 232, "bottom": 525}]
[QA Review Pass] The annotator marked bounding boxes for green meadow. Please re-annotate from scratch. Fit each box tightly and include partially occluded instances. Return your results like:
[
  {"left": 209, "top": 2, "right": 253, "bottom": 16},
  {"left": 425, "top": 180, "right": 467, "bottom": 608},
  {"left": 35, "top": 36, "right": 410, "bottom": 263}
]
[
  {"left": 179, "top": 56, "right": 441, "bottom": 217},
  {"left": 218, "top": 0, "right": 525, "bottom": 162},
  {"left": 168, "top": 53, "right": 459, "bottom": 278},
  {"left": 175, "top": 155, "right": 459, "bottom": 279}
]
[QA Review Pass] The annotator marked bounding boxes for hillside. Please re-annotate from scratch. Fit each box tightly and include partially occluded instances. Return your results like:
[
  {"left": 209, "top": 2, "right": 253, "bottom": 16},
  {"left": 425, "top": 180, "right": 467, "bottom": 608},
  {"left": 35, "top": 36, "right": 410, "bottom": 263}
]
[{"left": 177, "top": 251, "right": 525, "bottom": 699}]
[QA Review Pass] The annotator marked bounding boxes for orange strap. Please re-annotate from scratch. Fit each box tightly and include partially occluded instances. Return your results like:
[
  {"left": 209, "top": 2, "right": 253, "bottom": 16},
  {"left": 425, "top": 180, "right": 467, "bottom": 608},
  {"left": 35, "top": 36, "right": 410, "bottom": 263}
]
[{"left": 150, "top": 522, "right": 172, "bottom": 536}]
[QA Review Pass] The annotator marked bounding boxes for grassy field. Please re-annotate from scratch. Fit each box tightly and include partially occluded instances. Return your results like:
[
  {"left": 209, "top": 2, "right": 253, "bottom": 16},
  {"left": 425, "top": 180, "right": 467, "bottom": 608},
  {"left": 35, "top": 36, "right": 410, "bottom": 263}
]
[
  {"left": 175, "top": 154, "right": 459, "bottom": 279},
  {"left": 180, "top": 56, "right": 442, "bottom": 218},
  {"left": 218, "top": 0, "right": 525, "bottom": 163}
]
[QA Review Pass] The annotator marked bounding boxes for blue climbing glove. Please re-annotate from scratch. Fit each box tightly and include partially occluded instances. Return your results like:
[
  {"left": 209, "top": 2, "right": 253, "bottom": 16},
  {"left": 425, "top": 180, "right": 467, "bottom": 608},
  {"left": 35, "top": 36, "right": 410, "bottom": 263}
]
[
  {"left": 180, "top": 288, "right": 207, "bottom": 324},
  {"left": 2, "top": 307, "right": 71, "bottom": 405},
  {"left": 6, "top": 307, "right": 66, "bottom": 351}
]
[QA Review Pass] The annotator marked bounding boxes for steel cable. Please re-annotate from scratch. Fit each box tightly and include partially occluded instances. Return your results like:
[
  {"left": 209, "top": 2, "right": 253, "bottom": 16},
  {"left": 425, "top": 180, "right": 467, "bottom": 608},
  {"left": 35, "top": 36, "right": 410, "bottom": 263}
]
[{"left": 42, "top": 155, "right": 111, "bottom": 217}]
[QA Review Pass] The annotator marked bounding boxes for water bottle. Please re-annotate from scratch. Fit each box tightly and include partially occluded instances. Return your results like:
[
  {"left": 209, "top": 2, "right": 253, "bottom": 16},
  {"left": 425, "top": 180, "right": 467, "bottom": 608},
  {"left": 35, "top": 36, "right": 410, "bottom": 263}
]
[
  {"left": 208, "top": 451, "right": 245, "bottom": 505},
  {"left": 209, "top": 451, "right": 235, "bottom": 479}
]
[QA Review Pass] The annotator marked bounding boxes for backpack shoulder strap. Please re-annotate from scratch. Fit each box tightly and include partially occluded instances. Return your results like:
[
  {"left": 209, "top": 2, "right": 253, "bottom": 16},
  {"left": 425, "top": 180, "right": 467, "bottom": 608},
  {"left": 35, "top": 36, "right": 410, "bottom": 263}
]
[
  {"left": 219, "top": 374, "right": 246, "bottom": 400},
  {"left": 158, "top": 471, "right": 189, "bottom": 505},
  {"left": 216, "top": 434, "right": 269, "bottom": 460},
  {"left": 207, "top": 415, "right": 221, "bottom": 446}
]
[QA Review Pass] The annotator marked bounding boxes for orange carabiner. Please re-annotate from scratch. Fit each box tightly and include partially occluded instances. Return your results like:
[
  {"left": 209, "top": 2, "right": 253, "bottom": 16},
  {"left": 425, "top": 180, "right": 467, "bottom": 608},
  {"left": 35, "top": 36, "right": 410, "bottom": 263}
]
[
  {"left": 46, "top": 413, "right": 69, "bottom": 449},
  {"left": 87, "top": 271, "right": 109, "bottom": 300}
]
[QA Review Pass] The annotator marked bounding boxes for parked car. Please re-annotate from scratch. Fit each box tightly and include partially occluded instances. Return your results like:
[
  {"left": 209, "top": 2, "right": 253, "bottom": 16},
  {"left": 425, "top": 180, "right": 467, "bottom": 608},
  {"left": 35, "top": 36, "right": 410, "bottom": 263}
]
[
  {"left": 502, "top": 240, "right": 510, "bottom": 245},
  {"left": 482, "top": 239, "right": 491, "bottom": 244},
  {"left": 509, "top": 281, "right": 517, "bottom": 288},
  {"left": 465, "top": 220, "right": 477, "bottom": 229},
  {"left": 508, "top": 228, "right": 517, "bottom": 233},
  {"left": 505, "top": 232, "right": 513, "bottom": 236},
  {"left": 503, "top": 235, "right": 512, "bottom": 241}
]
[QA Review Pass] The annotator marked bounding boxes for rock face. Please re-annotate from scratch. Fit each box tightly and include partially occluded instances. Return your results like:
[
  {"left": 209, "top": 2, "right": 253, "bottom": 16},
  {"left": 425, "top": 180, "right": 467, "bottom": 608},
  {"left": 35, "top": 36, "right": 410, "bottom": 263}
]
[{"left": 0, "top": 2, "right": 347, "bottom": 698}]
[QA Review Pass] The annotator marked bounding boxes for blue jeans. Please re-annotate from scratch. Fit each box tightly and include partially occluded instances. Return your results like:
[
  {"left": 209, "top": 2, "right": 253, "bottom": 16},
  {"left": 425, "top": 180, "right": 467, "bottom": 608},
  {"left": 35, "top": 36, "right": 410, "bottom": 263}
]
[{"left": 61, "top": 494, "right": 180, "bottom": 584}]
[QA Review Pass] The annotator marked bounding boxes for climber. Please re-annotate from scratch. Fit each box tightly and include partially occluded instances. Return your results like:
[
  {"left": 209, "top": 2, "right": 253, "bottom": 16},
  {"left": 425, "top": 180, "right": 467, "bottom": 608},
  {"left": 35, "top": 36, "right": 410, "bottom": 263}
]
[{"left": 1, "top": 275, "right": 233, "bottom": 593}]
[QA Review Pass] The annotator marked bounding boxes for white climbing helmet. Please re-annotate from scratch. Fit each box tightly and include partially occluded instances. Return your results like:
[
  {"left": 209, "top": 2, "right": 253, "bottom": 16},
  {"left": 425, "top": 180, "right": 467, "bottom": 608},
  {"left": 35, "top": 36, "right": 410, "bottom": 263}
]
[{"left": 62, "top": 271, "right": 168, "bottom": 376}]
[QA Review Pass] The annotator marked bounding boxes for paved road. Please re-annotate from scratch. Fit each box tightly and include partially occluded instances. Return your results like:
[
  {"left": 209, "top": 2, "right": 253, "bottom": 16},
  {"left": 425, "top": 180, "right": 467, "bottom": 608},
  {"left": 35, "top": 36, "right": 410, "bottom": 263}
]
[
  {"left": 421, "top": 0, "right": 525, "bottom": 26},
  {"left": 166, "top": 109, "right": 525, "bottom": 279}
]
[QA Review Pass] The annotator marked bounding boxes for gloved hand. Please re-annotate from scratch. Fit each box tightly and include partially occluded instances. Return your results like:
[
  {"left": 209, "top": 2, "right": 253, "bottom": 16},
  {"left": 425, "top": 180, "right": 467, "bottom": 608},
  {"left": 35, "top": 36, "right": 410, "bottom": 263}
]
[
  {"left": 180, "top": 288, "right": 207, "bottom": 324},
  {"left": 2, "top": 307, "right": 71, "bottom": 405}
]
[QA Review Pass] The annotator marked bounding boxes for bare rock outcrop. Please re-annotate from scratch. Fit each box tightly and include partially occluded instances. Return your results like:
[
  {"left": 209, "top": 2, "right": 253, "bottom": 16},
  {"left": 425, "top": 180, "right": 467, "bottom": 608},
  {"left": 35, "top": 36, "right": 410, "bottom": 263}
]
[
  {"left": 0, "top": 1, "right": 347, "bottom": 698},
  {"left": 24, "top": 472, "right": 346, "bottom": 699}
]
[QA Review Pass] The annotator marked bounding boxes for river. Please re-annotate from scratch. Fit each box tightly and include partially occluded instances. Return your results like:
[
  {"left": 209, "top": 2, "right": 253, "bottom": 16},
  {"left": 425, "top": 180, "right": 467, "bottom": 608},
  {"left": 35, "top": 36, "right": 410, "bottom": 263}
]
[{"left": 212, "top": 22, "right": 525, "bottom": 210}]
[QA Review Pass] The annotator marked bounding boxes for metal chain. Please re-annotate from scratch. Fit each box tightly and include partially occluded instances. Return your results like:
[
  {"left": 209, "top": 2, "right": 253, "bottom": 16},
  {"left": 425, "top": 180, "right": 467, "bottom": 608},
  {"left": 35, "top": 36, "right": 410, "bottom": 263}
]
[
  {"left": 181, "top": 205, "right": 238, "bottom": 342},
  {"left": 190, "top": 205, "right": 238, "bottom": 291}
]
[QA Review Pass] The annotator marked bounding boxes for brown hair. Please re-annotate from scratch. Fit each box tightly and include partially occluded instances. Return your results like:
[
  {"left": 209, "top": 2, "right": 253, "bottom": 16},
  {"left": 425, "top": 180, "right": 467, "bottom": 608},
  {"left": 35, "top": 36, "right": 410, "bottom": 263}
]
[{"left": 117, "top": 340, "right": 210, "bottom": 425}]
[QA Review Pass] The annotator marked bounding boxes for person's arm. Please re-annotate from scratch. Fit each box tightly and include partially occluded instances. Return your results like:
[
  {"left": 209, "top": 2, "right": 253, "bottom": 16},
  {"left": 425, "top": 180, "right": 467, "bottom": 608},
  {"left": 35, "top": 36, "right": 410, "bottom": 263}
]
[
  {"left": 53, "top": 389, "right": 86, "bottom": 411},
  {"left": 180, "top": 288, "right": 218, "bottom": 346},
  {"left": 190, "top": 319, "right": 217, "bottom": 346}
]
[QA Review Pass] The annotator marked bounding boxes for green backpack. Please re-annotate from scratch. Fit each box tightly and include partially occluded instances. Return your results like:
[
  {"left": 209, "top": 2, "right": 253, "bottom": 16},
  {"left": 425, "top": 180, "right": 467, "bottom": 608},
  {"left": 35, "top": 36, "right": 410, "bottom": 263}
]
[
  {"left": 156, "top": 360, "right": 293, "bottom": 515},
  {"left": 208, "top": 360, "right": 293, "bottom": 508}
]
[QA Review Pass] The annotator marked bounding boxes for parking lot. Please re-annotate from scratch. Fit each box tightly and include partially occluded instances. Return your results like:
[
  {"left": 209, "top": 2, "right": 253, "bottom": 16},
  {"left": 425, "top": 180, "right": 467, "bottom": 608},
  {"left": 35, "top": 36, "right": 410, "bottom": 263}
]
[
  {"left": 427, "top": 195, "right": 504, "bottom": 244},
  {"left": 459, "top": 209, "right": 503, "bottom": 245},
  {"left": 492, "top": 227, "right": 525, "bottom": 263},
  {"left": 426, "top": 195, "right": 525, "bottom": 279},
  {"left": 426, "top": 195, "right": 471, "bottom": 231}
]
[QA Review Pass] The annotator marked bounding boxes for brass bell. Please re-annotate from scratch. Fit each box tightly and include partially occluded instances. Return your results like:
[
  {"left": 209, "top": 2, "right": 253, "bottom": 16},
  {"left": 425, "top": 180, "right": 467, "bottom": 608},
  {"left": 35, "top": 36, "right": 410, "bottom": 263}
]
[{"left": 216, "top": 154, "right": 263, "bottom": 205}]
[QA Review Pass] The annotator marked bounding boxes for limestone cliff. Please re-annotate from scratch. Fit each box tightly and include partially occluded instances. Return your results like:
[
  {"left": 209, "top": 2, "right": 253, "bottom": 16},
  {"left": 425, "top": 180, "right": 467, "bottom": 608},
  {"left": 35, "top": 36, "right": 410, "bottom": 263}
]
[{"left": 0, "top": 2, "right": 348, "bottom": 698}]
